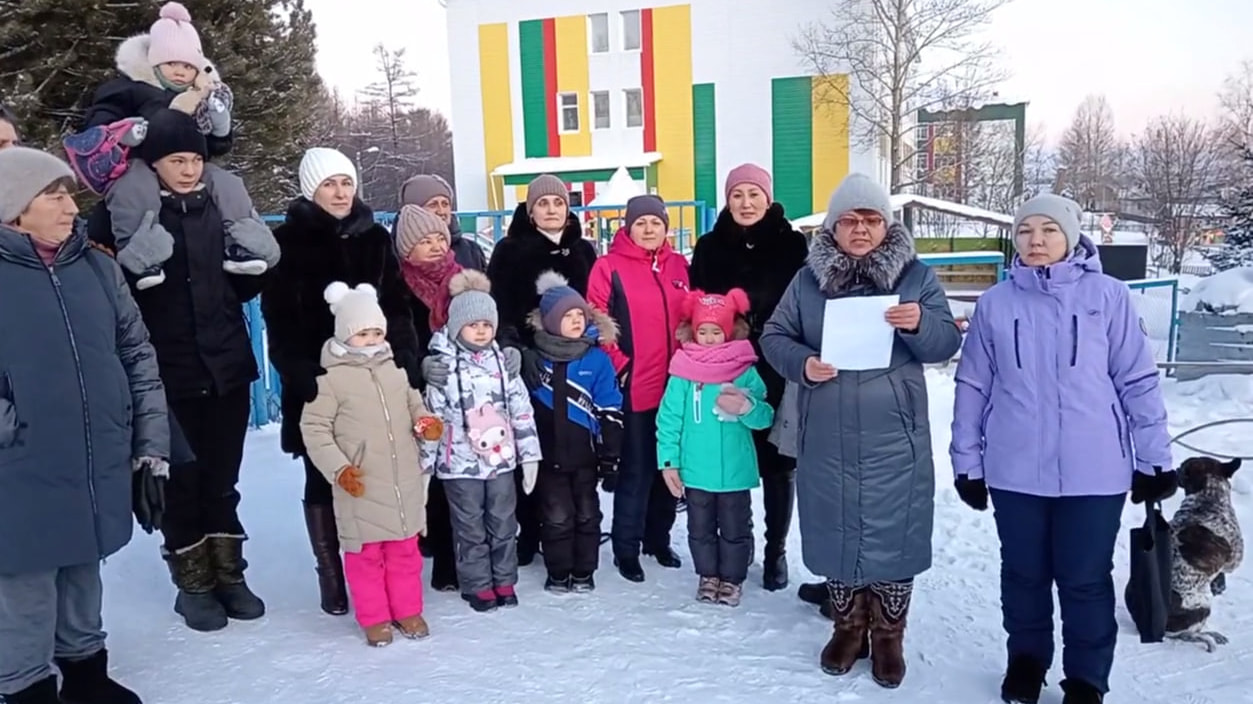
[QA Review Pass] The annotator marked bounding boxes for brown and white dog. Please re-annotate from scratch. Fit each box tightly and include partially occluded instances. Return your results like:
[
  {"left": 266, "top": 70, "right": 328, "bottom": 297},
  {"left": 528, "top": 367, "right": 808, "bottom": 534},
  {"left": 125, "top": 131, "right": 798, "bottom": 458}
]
[{"left": 1165, "top": 457, "right": 1243, "bottom": 651}]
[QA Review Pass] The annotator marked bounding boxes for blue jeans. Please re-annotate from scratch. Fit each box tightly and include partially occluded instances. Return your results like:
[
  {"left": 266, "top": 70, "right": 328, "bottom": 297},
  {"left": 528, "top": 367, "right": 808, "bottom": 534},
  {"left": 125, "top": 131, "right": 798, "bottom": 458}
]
[{"left": 990, "top": 489, "right": 1126, "bottom": 693}]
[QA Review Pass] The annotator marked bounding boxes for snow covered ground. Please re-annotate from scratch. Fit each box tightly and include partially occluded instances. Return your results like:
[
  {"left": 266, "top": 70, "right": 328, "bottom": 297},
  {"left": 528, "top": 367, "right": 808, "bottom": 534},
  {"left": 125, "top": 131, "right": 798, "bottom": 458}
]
[{"left": 95, "top": 369, "right": 1253, "bottom": 704}]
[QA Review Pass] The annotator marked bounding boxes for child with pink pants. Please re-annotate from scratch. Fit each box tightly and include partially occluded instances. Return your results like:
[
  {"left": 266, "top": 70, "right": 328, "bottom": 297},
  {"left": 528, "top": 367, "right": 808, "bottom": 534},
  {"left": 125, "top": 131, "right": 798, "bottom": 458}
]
[{"left": 300, "top": 281, "right": 445, "bottom": 646}]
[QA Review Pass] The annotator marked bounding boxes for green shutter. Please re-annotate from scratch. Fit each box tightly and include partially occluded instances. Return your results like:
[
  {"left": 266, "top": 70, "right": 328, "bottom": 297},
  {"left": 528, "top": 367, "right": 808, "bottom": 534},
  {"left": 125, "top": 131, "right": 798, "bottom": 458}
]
[
  {"left": 518, "top": 20, "right": 549, "bottom": 158},
  {"left": 692, "top": 83, "right": 717, "bottom": 215},
  {"left": 771, "top": 77, "right": 813, "bottom": 218}
]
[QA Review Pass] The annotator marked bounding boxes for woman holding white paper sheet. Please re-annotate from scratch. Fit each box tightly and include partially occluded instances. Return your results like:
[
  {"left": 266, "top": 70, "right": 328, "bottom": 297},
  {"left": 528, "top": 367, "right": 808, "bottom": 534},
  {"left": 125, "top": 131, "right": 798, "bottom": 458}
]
[{"left": 760, "top": 173, "right": 961, "bottom": 688}]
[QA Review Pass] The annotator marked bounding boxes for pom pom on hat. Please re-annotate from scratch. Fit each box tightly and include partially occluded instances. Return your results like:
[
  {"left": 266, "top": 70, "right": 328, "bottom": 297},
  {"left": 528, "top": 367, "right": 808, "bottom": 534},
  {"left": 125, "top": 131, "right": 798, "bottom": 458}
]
[
  {"left": 147, "top": 2, "right": 205, "bottom": 69},
  {"left": 324, "top": 281, "right": 386, "bottom": 342},
  {"left": 536, "top": 271, "right": 590, "bottom": 335},
  {"left": 159, "top": 1, "right": 192, "bottom": 21},
  {"left": 446, "top": 270, "right": 498, "bottom": 336}
]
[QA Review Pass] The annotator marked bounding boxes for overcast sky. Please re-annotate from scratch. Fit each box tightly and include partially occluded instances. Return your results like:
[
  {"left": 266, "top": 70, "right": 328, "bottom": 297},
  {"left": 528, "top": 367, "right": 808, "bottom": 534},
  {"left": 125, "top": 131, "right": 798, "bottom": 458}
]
[{"left": 304, "top": 0, "right": 1249, "bottom": 143}]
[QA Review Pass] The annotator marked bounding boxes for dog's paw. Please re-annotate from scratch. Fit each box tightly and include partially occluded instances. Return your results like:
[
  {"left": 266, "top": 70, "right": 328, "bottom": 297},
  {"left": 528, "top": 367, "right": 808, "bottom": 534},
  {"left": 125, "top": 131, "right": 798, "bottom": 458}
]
[
  {"left": 1203, "top": 630, "right": 1229, "bottom": 645},
  {"left": 1211, "top": 573, "right": 1227, "bottom": 596}
]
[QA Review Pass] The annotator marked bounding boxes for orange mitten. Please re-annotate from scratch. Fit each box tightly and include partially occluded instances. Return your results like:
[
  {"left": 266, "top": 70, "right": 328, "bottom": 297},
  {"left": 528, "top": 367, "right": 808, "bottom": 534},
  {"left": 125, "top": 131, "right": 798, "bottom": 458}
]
[
  {"left": 414, "top": 416, "right": 444, "bottom": 441},
  {"left": 337, "top": 466, "right": 365, "bottom": 497}
]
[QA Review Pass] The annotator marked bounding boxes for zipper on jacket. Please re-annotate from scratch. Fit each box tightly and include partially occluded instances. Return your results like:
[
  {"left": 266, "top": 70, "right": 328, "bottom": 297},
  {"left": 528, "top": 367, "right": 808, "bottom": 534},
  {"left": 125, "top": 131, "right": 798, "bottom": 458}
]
[
  {"left": 693, "top": 383, "right": 702, "bottom": 424},
  {"left": 1012, "top": 318, "right": 1022, "bottom": 369},
  {"left": 1069, "top": 315, "right": 1078, "bottom": 367},
  {"left": 47, "top": 268, "right": 104, "bottom": 559},
  {"left": 1111, "top": 404, "right": 1126, "bottom": 458},
  {"left": 650, "top": 253, "right": 674, "bottom": 359},
  {"left": 370, "top": 369, "right": 408, "bottom": 536}
]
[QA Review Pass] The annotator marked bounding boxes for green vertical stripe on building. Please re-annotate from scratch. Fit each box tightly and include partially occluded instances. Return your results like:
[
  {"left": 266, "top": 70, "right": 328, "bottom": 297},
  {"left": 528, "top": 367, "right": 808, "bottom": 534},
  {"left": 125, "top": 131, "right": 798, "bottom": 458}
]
[
  {"left": 771, "top": 77, "right": 813, "bottom": 218},
  {"left": 692, "top": 83, "right": 717, "bottom": 213},
  {"left": 518, "top": 20, "right": 549, "bottom": 158}
]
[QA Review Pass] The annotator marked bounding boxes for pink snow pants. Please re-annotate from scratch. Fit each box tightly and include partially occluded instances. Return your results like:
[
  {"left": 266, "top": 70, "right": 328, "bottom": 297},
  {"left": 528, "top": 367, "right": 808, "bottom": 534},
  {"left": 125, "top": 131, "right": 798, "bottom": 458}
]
[{"left": 343, "top": 537, "right": 425, "bottom": 628}]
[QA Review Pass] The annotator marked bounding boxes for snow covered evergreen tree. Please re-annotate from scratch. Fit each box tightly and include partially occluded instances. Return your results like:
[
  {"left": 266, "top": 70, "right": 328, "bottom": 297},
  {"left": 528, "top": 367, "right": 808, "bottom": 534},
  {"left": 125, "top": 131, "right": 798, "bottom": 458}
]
[
  {"left": 0, "top": 0, "right": 324, "bottom": 212},
  {"left": 1208, "top": 145, "right": 1253, "bottom": 271}
]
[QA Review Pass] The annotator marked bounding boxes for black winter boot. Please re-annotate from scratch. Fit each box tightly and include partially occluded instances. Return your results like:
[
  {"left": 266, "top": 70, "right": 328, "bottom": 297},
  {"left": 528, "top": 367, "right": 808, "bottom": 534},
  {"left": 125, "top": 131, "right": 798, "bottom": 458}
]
[
  {"left": 0, "top": 675, "right": 59, "bottom": 704},
  {"left": 643, "top": 545, "right": 682, "bottom": 569},
  {"left": 614, "top": 555, "right": 646, "bottom": 582},
  {"left": 761, "top": 471, "right": 795, "bottom": 591},
  {"left": 164, "top": 542, "right": 228, "bottom": 632},
  {"left": 56, "top": 649, "right": 141, "bottom": 704},
  {"left": 302, "top": 502, "right": 349, "bottom": 614},
  {"left": 798, "top": 581, "right": 827, "bottom": 606},
  {"left": 1059, "top": 679, "right": 1103, "bottom": 703},
  {"left": 1001, "top": 654, "right": 1047, "bottom": 703},
  {"left": 207, "top": 536, "right": 266, "bottom": 620}
]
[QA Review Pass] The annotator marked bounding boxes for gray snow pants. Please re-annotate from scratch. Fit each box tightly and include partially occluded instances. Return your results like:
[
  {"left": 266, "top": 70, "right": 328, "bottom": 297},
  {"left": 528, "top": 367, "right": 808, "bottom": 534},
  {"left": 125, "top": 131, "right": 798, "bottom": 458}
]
[
  {"left": 0, "top": 562, "right": 106, "bottom": 695},
  {"left": 107, "top": 160, "right": 280, "bottom": 276},
  {"left": 443, "top": 473, "right": 519, "bottom": 595}
]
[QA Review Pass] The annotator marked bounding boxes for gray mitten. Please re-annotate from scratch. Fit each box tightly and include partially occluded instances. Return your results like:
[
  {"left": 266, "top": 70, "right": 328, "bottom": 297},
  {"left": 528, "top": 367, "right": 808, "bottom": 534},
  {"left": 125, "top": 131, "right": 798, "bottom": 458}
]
[
  {"left": 206, "top": 96, "right": 230, "bottom": 137},
  {"left": 421, "top": 356, "right": 450, "bottom": 387},
  {"left": 226, "top": 217, "right": 281, "bottom": 267},
  {"left": 120, "top": 118, "right": 148, "bottom": 147},
  {"left": 501, "top": 347, "right": 522, "bottom": 377},
  {"left": 115, "top": 211, "right": 175, "bottom": 277}
]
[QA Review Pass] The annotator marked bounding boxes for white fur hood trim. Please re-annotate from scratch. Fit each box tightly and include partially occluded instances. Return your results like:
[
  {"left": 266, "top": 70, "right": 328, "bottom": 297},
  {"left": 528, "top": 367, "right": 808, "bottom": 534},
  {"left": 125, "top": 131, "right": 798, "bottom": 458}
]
[{"left": 115, "top": 34, "right": 219, "bottom": 88}]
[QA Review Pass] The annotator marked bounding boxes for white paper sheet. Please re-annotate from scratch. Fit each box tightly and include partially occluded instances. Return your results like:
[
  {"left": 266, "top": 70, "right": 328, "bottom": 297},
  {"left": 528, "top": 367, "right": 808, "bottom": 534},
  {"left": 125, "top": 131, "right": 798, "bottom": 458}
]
[{"left": 820, "top": 295, "right": 900, "bottom": 370}]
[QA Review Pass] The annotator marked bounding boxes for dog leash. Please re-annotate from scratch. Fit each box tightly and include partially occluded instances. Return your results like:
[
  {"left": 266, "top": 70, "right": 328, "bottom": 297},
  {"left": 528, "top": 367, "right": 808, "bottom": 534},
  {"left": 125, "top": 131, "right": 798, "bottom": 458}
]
[{"left": 1169, "top": 418, "right": 1253, "bottom": 460}]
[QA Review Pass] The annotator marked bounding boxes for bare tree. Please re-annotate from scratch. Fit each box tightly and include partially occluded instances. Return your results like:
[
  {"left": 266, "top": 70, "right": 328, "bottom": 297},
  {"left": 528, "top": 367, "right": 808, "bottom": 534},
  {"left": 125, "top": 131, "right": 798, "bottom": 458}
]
[
  {"left": 1130, "top": 115, "right": 1225, "bottom": 274},
  {"left": 359, "top": 44, "right": 420, "bottom": 152},
  {"left": 1056, "top": 95, "right": 1124, "bottom": 210},
  {"left": 1219, "top": 59, "right": 1253, "bottom": 146},
  {"left": 1021, "top": 125, "right": 1055, "bottom": 197},
  {"left": 793, "top": 0, "right": 1010, "bottom": 192}
]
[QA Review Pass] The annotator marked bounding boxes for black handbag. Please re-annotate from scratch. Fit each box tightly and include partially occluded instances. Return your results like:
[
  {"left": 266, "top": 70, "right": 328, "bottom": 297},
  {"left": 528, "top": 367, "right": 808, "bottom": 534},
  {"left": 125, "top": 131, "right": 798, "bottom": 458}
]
[{"left": 1123, "top": 501, "right": 1174, "bottom": 643}]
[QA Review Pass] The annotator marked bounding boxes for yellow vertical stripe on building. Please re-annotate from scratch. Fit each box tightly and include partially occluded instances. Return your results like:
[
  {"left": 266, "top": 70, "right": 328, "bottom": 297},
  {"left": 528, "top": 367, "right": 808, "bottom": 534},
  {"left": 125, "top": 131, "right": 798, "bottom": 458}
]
[
  {"left": 478, "top": 23, "right": 514, "bottom": 211},
  {"left": 554, "top": 15, "right": 591, "bottom": 157},
  {"left": 515, "top": 185, "right": 528, "bottom": 207},
  {"left": 810, "top": 74, "right": 851, "bottom": 214},
  {"left": 649, "top": 4, "right": 695, "bottom": 232}
]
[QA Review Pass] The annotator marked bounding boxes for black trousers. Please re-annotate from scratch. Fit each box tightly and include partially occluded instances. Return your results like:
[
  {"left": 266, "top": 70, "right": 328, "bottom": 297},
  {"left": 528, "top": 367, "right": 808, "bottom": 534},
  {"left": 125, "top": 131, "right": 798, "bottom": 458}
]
[
  {"left": 686, "top": 488, "right": 753, "bottom": 583},
  {"left": 302, "top": 455, "right": 333, "bottom": 505},
  {"left": 753, "top": 428, "right": 796, "bottom": 550},
  {"left": 422, "top": 476, "right": 456, "bottom": 570},
  {"left": 537, "top": 462, "right": 602, "bottom": 577},
  {"left": 161, "top": 387, "right": 251, "bottom": 552},
  {"left": 515, "top": 466, "right": 541, "bottom": 551},
  {"left": 611, "top": 409, "right": 677, "bottom": 558}
]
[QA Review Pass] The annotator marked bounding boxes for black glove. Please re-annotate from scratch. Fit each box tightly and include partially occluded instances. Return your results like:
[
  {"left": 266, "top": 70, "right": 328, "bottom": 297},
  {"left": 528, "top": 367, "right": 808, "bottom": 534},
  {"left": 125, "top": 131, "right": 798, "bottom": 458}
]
[
  {"left": 1212, "top": 573, "right": 1227, "bottom": 596},
  {"left": 954, "top": 474, "right": 988, "bottom": 511},
  {"left": 598, "top": 459, "right": 619, "bottom": 493},
  {"left": 132, "top": 457, "right": 168, "bottom": 534},
  {"left": 520, "top": 348, "right": 547, "bottom": 391},
  {"left": 1131, "top": 465, "right": 1178, "bottom": 504}
]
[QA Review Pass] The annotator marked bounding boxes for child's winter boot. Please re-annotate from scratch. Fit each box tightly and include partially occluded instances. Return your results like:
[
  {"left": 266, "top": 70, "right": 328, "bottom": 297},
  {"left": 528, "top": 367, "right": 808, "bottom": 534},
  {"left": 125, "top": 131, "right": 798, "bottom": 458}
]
[
  {"left": 222, "top": 244, "right": 268, "bottom": 276},
  {"left": 56, "top": 649, "right": 141, "bottom": 704},
  {"left": 464, "top": 589, "right": 498, "bottom": 612},
  {"left": 696, "top": 576, "right": 720, "bottom": 603},
  {"left": 394, "top": 614, "right": 430, "bottom": 639},
  {"left": 716, "top": 581, "right": 743, "bottom": 607},
  {"left": 1059, "top": 679, "right": 1103, "bottom": 704},
  {"left": 570, "top": 572, "right": 595, "bottom": 593},
  {"left": 495, "top": 584, "right": 519, "bottom": 608},
  {"left": 0, "top": 675, "right": 59, "bottom": 704},
  {"left": 544, "top": 574, "right": 571, "bottom": 593},
  {"left": 364, "top": 623, "right": 394, "bottom": 647},
  {"left": 1001, "top": 654, "right": 1047, "bottom": 703}
]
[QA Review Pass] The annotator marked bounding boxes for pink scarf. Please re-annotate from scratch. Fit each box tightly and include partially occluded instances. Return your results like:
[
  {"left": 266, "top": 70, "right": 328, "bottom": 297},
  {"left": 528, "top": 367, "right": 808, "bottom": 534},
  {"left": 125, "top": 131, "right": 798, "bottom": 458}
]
[
  {"left": 400, "top": 250, "right": 462, "bottom": 331},
  {"left": 668, "top": 339, "right": 757, "bottom": 384}
]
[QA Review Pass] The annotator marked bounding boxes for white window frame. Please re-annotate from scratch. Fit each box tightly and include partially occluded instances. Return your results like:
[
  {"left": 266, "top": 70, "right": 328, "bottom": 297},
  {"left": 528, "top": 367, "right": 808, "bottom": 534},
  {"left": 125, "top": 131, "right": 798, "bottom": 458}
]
[
  {"left": 557, "top": 92, "right": 581, "bottom": 134},
  {"left": 621, "top": 10, "right": 642, "bottom": 51},
  {"left": 589, "top": 13, "right": 609, "bottom": 53},
  {"left": 623, "top": 88, "right": 643, "bottom": 128},
  {"left": 591, "top": 90, "right": 611, "bottom": 130}
]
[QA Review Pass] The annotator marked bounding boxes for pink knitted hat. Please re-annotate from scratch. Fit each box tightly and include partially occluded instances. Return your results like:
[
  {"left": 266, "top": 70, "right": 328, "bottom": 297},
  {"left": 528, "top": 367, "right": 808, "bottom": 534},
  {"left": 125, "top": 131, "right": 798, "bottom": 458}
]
[
  {"left": 147, "top": 2, "right": 205, "bottom": 69},
  {"left": 724, "top": 163, "right": 773, "bottom": 204}
]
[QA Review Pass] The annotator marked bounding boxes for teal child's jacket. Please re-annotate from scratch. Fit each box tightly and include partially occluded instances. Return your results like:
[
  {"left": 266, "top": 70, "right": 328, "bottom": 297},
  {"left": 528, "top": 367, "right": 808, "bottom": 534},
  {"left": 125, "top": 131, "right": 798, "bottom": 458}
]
[{"left": 656, "top": 367, "right": 774, "bottom": 493}]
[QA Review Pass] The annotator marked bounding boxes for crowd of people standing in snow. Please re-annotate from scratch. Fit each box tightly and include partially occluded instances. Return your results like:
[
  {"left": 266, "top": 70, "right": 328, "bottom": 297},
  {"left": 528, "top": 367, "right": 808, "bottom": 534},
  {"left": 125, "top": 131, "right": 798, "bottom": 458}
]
[{"left": 0, "top": 3, "right": 1183, "bottom": 704}]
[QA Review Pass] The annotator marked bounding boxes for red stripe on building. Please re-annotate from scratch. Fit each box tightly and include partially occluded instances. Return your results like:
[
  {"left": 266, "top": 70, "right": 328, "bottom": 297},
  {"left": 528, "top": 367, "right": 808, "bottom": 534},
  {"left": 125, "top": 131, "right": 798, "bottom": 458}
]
[
  {"left": 582, "top": 182, "right": 595, "bottom": 220},
  {"left": 542, "top": 18, "right": 561, "bottom": 156},
  {"left": 640, "top": 8, "right": 656, "bottom": 152}
]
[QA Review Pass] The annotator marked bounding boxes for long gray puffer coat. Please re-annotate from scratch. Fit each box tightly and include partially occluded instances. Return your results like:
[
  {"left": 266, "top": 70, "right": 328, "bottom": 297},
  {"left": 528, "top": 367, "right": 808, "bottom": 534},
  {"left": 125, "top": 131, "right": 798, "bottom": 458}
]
[
  {"left": 0, "top": 224, "right": 168, "bottom": 574},
  {"left": 760, "top": 222, "right": 962, "bottom": 585}
]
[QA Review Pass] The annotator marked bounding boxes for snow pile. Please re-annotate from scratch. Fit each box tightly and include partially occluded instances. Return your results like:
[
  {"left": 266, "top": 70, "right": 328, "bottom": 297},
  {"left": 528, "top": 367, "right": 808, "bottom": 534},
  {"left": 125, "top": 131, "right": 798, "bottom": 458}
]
[{"left": 1180, "top": 266, "right": 1253, "bottom": 313}]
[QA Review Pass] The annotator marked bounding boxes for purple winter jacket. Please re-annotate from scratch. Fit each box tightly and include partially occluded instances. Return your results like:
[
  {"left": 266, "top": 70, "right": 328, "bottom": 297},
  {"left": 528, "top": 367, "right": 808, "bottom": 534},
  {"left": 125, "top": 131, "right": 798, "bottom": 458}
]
[{"left": 949, "top": 236, "right": 1171, "bottom": 497}]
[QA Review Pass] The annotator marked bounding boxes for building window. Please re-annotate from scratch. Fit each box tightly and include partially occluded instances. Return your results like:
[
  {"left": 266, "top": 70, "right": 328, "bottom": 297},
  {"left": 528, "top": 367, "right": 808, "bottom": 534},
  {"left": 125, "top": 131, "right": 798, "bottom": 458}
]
[
  {"left": 591, "top": 91, "right": 610, "bottom": 129},
  {"left": 589, "top": 13, "right": 609, "bottom": 53},
  {"left": 624, "top": 88, "right": 643, "bottom": 128},
  {"left": 621, "top": 10, "right": 641, "bottom": 51},
  {"left": 558, "top": 92, "right": 580, "bottom": 133}
]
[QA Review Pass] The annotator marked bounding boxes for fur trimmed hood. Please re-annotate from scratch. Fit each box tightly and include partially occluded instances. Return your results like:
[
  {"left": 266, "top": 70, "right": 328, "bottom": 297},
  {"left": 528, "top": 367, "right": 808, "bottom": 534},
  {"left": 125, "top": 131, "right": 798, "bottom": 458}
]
[
  {"left": 526, "top": 307, "right": 619, "bottom": 346},
  {"left": 116, "top": 34, "right": 219, "bottom": 89},
  {"left": 806, "top": 221, "right": 917, "bottom": 295}
]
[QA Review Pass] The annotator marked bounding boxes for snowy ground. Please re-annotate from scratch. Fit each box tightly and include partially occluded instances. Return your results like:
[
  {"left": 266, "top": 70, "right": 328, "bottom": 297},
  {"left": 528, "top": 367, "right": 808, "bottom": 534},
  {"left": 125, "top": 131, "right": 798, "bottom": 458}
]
[{"left": 97, "top": 370, "right": 1253, "bottom": 704}]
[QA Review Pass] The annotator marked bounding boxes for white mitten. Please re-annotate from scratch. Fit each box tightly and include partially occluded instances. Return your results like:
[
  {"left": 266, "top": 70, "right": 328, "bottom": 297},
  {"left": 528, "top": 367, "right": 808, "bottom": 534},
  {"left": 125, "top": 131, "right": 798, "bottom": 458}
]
[{"left": 522, "top": 462, "right": 539, "bottom": 495}]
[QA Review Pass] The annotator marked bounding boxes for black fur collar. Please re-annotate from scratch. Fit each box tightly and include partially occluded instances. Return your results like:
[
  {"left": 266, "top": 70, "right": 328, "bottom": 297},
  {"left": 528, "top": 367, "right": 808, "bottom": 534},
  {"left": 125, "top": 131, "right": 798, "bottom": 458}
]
[
  {"left": 806, "top": 222, "right": 917, "bottom": 294},
  {"left": 710, "top": 202, "right": 795, "bottom": 247},
  {"left": 283, "top": 197, "right": 378, "bottom": 239},
  {"left": 505, "top": 203, "right": 584, "bottom": 248}
]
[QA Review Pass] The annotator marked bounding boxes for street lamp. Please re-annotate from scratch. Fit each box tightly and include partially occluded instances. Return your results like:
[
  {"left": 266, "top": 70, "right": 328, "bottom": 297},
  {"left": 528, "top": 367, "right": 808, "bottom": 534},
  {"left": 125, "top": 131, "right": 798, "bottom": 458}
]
[{"left": 356, "top": 146, "right": 380, "bottom": 200}]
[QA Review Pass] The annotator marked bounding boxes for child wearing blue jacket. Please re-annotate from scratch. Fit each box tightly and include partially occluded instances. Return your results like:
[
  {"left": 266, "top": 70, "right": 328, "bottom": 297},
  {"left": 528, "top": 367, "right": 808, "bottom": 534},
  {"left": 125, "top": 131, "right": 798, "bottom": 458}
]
[{"left": 526, "top": 272, "right": 624, "bottom": 593}]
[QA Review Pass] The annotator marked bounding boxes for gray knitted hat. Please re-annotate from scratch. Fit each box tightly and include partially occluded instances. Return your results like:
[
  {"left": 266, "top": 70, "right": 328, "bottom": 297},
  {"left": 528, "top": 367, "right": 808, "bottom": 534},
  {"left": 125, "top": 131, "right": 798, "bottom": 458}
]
[
  {"left": 399, "top": 174, "right": 454, "bottom": 209},
  {"left": 822, "top": 173, "right": 893, "bottom": 231},
  {"left": 526, "top": 174, "right": 569, "bottom": 215},
  {"left": 625, "top": 194, "right": 669, "bottom": 230},
  {"left": 446, "top": 270, "right": 498, "bottom": 336},
  {"left": 0, "top": 147, "right": 75, "bottom": 224},
  {"left": 1013, "top": 194, "right": 1082, "bottom": 252}
]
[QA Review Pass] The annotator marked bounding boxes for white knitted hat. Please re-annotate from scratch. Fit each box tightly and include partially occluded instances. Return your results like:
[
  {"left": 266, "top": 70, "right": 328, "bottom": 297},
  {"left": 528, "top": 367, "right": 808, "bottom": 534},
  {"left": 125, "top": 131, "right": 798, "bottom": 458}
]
[
  {"left": 324, "top": 282, "right": 387, "bottom": 342},
  {"left": 299, "top": 148, "right": 358, "bottom": 201}
]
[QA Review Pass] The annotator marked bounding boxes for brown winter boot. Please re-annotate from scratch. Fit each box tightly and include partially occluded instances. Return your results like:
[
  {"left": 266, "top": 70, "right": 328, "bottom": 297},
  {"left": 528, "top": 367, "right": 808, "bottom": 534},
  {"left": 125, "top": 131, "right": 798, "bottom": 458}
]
[
  {"left": 363, "top": 622, "right": 394, "bottom": 647},
  {"left": 819, "top": 582, "right": 871, "bottom": 676},
  {"left": 867, "top": 580, "right": 913, "bottom": 688},
  {"left": 395, "top": 614, "right": 430, "bottom": 639}
]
